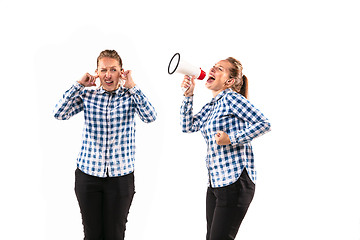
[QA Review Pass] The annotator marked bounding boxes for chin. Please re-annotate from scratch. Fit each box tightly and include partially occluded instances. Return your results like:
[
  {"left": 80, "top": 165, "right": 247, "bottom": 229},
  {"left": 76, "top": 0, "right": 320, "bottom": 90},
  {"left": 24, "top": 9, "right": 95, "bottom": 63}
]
[
  {"left": 102, "top": 82, "right": 117, "bottom": 91},
  {"left": 205, "top": 83, "right": 212, "bottom": 90}
]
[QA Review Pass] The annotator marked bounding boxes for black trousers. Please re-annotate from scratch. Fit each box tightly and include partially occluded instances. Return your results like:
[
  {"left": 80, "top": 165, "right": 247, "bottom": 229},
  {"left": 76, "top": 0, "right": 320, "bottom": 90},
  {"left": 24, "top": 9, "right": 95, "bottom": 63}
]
[
  {"left": 206, "top": 169, "right": 255, "bottom": 240},
  {"left": 74, "top": 168, "right": 135, "bottom": 240}
]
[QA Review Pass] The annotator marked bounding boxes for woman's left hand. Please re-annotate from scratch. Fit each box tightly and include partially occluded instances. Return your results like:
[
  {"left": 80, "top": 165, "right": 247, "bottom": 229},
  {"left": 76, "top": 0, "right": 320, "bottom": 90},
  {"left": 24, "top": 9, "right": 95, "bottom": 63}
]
[
  {"left": 215, "top": 131, "right": 231, "bottom": 145},
  {"left": 121, "top": 70, "right": 136, "bottom": 89}
]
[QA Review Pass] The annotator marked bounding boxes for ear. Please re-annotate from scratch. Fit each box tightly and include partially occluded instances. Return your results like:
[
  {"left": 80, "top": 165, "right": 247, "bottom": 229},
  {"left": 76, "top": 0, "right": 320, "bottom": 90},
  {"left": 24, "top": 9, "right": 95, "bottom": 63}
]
[
  {"left": 226, "top": 78, "right": 235, "bottom": 86},
  {"left": 95, "top": 69, "right": 98, "bottom": 75},
  {"left": 119, "top": 69, "right": 125, "bottom": 80}
]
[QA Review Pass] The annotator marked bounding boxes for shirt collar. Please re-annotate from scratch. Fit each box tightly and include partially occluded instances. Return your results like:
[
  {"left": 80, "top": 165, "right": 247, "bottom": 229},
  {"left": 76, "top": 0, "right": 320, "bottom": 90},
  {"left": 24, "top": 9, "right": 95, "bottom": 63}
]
[{"left": 210, "top": 88, "right": 232, "bottom": 105}]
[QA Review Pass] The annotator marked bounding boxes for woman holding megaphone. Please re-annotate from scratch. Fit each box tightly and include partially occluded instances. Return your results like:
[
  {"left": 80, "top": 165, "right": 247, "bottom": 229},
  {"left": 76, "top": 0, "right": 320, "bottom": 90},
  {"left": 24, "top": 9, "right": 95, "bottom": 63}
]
[
  {"left": 180, "top": 57, "right": 271, "bottom": 240},
  {"left": 53, "top": 49, "right": 157, "bottom": 240}
]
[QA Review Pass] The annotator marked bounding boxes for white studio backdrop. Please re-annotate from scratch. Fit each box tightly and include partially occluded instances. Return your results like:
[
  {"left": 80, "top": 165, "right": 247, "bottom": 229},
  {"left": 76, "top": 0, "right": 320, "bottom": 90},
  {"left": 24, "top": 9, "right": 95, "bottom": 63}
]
[{"left": 1, "top": 0, "right": 359, "bottom": 239}]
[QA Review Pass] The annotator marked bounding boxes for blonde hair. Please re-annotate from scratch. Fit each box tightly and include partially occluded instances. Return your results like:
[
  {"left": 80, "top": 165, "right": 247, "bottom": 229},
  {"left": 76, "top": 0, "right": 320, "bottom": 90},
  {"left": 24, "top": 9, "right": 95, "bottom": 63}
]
[
  {"left": 226, "top": 57, "right": 248, "bottom": 99},
  {"left": 97, "top": 49, "right": 123, "bottom": 69}
]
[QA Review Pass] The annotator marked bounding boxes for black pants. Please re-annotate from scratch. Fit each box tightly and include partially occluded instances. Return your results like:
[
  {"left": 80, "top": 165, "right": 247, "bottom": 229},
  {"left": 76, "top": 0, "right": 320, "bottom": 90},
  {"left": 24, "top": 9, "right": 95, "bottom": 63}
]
[
  {"left": 74, "top": 168, "right": 135, "bottom": 240},
  {"left": 206, "top": 169, "right": 255, "bottom": 240}
]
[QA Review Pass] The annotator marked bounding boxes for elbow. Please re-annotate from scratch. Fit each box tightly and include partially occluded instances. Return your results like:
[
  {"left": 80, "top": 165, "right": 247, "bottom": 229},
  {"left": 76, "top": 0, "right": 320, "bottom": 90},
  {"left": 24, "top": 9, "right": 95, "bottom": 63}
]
[
  {"left": 265, "top": 121, "right": 271, "bottom": 133},
  {"left": 53, "top": 112, "right": 69, "bottom": 121},
  {"left": 180, "top": 121, "right": 196, "bottom": 133},
  {"left": 149, "top": 115, "right": 157, "bottom": 123},
  {"left": 180, "top": 123, "right": 187, "bottom": 133},
  {"left": 53, "top": 106, "right": 68, "bottom": 120},
  {"left": 53, "top": 112, "right": 61, "bottom": 120},
  {"left": 181, "top": 126, "right": 192, "bottom": 133},
  {"left": 142, "top": 113, "right": 157, "bottom": 123},
  {"left": 150, "top": 112, "right": 157, "bottom": 123},
  {"left": 54, "top": 116, "right": 68, "bottom": 121}
]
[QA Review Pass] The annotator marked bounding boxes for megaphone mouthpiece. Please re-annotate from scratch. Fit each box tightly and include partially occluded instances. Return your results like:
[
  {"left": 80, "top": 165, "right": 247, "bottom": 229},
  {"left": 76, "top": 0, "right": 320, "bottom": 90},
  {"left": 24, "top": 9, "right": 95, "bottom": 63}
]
[{"left": 168, "top": 53, "right": 206, "bottom": 80}]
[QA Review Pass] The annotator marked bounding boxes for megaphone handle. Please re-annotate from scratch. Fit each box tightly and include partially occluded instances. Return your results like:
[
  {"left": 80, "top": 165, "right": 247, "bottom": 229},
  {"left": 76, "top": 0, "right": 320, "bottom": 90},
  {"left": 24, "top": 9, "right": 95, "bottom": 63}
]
[{"left": 182, "top": 75, "right": 191, "bottom": 93}]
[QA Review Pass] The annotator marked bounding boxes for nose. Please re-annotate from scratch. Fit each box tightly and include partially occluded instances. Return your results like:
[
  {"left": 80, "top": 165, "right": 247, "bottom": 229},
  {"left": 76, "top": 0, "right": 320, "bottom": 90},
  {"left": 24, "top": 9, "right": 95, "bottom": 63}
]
[{"left": 105, "top": 70, "right": 111, "bottom": 77}]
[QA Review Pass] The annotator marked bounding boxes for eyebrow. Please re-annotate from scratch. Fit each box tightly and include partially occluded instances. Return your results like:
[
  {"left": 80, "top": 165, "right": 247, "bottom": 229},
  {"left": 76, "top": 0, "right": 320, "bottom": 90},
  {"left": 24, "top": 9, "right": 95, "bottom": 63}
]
[{"left": 100, "top": 66, "right": 118, "bottom": 69}]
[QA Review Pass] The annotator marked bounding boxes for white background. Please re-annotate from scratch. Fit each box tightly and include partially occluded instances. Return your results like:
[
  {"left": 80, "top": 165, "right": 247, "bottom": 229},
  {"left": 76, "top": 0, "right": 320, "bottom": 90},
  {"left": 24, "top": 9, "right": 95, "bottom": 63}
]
[{"left": 1, "top": 0, "right": 359, "bottom": 239}]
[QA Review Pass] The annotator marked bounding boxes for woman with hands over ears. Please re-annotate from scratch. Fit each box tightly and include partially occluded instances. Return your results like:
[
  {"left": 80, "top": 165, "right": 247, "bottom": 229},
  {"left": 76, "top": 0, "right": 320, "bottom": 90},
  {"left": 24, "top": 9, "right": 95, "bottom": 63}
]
[
  {"left": 180, "top": 57, "right": 271, "bottom": 240},
  {"left": 53, "top": 50, "right": 157, "bottom": 240}
]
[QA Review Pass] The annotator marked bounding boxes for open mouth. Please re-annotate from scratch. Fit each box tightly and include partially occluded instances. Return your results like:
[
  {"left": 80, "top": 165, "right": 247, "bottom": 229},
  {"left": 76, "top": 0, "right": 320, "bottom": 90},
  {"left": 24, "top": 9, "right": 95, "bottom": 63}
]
[
  {"left": 105, "top": 80, "right": 113, "bottom": 85},
  {"left": 207, "top": 76, "right": 215, "bottom": 83}
]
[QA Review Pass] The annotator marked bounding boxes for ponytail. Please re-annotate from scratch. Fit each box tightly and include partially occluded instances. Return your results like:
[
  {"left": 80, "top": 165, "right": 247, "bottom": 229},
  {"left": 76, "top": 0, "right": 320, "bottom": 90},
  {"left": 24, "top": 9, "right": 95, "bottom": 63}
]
[
  {"left": 239, "top": 75, "right": 248, "bottom": 99},
  {"left": 226, "top": 57, "right": 248, "bottom": 99}
]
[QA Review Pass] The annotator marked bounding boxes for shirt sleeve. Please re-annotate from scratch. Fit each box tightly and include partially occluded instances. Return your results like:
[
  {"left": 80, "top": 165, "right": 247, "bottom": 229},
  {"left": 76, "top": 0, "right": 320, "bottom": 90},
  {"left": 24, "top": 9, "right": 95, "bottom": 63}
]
[
  {"left": 227, "top": 93, "right": 271, "bottom": 145},
  {"left": 180, "top": 96, "right": 209, "bottom": 133},
  {"left": 128, "top": 85, "right": 157, "bottom": 123},
  {"left": 53, "top": 82, "right": 85, "bottom": 120}
]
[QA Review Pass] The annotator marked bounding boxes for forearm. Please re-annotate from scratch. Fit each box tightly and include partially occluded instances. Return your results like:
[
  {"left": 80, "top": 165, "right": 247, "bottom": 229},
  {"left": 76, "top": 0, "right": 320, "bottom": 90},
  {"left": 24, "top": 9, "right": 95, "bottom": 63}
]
[
  {"left": 53, "top": 82, "right": 84, "bottom": 120},
  {"left": 180, "top": 96, "right": 201, "bottom": 133},
  {"left": 129, "top": 85, "right": 157, "bottom": 123},
  {"left": 229, "top": 120, "right": 271, "bottom": 145}
]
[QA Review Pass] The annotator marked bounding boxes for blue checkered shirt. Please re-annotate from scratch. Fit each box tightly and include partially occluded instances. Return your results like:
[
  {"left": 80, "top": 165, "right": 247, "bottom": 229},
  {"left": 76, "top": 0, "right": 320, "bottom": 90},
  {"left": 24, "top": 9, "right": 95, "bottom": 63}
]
[
  {"left": 180, "top": 88, "right": 271, "bottom": 188},
  {"left": 54, "top": 82, "right": 157, "bottom": 177}
]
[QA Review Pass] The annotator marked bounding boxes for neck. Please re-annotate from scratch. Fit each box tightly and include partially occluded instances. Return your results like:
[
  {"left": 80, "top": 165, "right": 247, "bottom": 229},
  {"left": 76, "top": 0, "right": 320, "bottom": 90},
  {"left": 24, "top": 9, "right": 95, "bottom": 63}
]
[
  {"left": 212, "top": 87, "right": 229, "bottom": 98},
  {"left": 102, "top": 84, "right": 120, "bottom": 92},
  {"left": 212, "top": 90, "right": 221, "bottom": 98}
]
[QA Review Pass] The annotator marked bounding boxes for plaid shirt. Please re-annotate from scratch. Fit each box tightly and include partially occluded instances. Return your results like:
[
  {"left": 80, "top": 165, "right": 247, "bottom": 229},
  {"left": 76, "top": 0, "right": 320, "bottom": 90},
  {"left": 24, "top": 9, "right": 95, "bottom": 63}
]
[
  {"left": 54, "top": 82, "right": 157, "bottom": 178},
  {"left": 180, "top": 88, "right": 271, "bottom": 188}
]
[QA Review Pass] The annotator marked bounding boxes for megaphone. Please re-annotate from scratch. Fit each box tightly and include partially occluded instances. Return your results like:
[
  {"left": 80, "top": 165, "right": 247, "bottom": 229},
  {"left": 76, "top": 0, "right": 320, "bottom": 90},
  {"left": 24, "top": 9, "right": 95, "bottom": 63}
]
[{"left": 168, "top": 53, "right": 206, "bottom": 90}]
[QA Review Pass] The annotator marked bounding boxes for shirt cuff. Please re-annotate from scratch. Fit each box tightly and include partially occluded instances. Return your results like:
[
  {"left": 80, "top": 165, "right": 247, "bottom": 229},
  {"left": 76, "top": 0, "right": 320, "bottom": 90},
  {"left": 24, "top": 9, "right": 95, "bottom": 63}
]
[
  {"left": 183, "top": 95, "right": 194, "bottom": 102},
  {"left": 74, "top": 81, "right": 85, "bottom": 91},
  {"left": 229, "top": 133, "right": 237, "bottom": 145},
  {"left": 128, "top": 85, "right": 139, "bottom": 95}
]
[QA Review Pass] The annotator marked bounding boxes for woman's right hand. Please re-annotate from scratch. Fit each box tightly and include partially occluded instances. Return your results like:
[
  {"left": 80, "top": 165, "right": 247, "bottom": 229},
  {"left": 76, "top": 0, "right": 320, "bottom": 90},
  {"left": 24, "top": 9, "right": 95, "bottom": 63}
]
[
  {"left": 181, "top": 75, "right": 196, "bottom": 97},
  {"left": 77, "top": 73, "right": 98, "bottom": 87}
]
